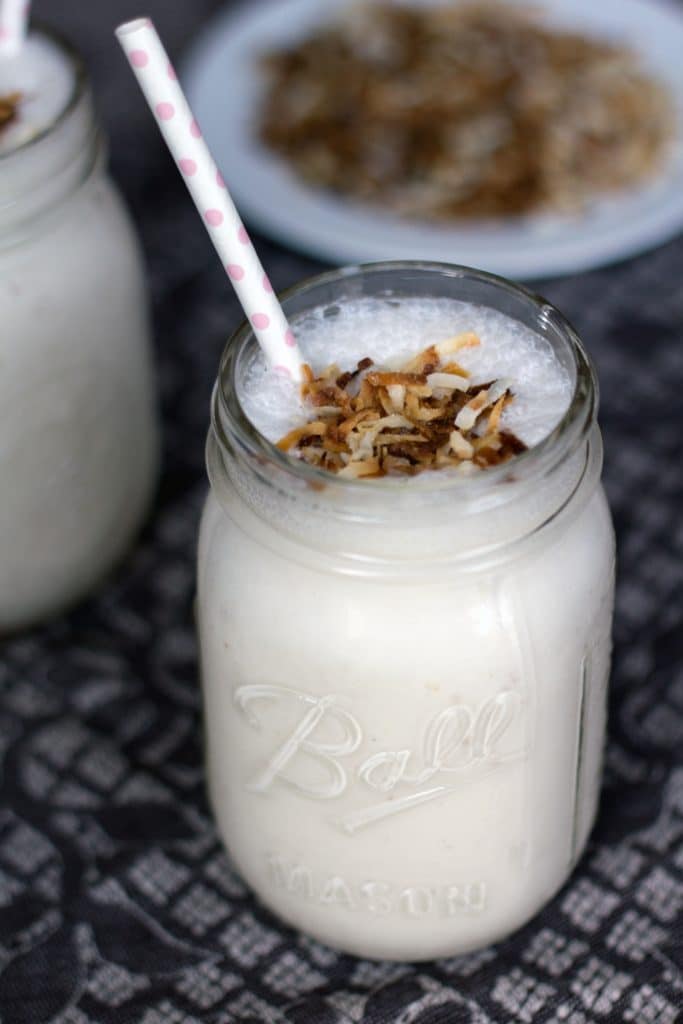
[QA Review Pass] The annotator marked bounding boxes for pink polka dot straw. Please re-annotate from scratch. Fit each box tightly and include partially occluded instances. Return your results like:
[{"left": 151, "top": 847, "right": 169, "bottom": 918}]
[
  {"left": 116, "top": 17, "right": 304, "bottom": 381},
  {"left": 0, "top": 0, "right": 31, "bottom": 57}
]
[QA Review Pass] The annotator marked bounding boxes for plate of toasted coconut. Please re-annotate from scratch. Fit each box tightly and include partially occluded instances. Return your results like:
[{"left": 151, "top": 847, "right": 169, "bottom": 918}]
[{"left": 184, "top": 0, "right": 683, "bottom": 278}]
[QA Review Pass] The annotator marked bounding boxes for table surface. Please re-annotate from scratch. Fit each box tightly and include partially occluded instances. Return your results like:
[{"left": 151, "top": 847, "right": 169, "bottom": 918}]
[{"left": 2, "top": 2, "right": 682, "bottom": 1021}]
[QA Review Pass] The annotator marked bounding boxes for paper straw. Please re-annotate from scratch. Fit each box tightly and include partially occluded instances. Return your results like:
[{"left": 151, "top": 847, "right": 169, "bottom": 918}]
[
  {"left": 0, "top": 0, "right": 30, "bottom": 57},
  {"left": 116, "top": 17, "right": 303, "bottom": 380}
]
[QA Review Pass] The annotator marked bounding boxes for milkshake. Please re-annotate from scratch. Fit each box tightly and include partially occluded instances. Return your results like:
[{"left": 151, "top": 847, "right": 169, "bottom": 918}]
[
  {"left": 197, "top": 263, "right": 615, "bottom": 960},
  {"left": 0, "top": 30, "right": 158, "bottom": 630},
  {"left": 0, "top": 32, "right": 74, "bottom": 153}
]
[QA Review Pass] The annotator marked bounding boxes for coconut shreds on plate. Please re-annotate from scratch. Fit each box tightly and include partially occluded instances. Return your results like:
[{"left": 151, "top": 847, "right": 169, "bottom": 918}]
[
  {"left": 276, "top": 331, "right": 527, "bottom": 478},
  {"left": 0, "top": 94, "right": 21, "bottom": 134},
  {"left": 259, "top": 1, "right": 674, "bottom": 220}
]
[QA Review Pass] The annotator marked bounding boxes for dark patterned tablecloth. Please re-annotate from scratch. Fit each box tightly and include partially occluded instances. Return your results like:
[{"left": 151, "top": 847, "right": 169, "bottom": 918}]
[{"left": 1, "top": 2, "right": 682, "bottom": 1022}]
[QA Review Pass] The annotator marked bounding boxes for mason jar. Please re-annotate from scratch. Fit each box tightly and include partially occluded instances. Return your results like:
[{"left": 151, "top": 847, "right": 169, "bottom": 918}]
[
  {"left": 0, "top": 29, "right": 159, "bottom": 631},
  {"left": 197, "top": 263, "right": 615, "bottom": 961}
]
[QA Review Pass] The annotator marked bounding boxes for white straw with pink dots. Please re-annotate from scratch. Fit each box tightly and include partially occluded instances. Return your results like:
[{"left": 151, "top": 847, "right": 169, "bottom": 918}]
[
  {"left": 116, "top": 18, "right": 303, "bottom": 380},
  {"left": 0, "top": 0, "right": 30, "bottom": 57}
]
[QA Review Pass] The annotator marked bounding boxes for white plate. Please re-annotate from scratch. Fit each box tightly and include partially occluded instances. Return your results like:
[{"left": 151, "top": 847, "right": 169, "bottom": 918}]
[{"left": 184, "top": 0, "right": 683, "bottom": 279}]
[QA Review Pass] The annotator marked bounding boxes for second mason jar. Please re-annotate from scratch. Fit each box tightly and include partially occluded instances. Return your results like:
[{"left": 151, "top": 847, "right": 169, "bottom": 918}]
[
  {"left": 197, "top": 263, "right": 615, "bottom": 961},
  {"left": 0, "top": 29, "right": 159, "bottom": 631}
]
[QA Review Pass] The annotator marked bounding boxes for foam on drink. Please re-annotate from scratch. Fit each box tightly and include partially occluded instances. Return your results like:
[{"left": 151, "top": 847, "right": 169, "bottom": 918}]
[
  {"left": 0, "top": 33, "right": 74, "bottom": 155},
  {"left": 238, "top": 296, "right": 573, "bottom": 460}
]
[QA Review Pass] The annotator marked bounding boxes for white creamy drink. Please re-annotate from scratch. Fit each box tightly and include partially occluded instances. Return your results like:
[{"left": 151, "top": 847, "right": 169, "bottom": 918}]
[
  {"left": 0, "top": 31, "right": 158, "bottom": 630},
  {"left": 0, "top": 33, "right": 73, "bottom": 153},
  {"left": 198, "top": 264, "right": 615, "bottom": 960},
  {"left": 240, "top": 296, "right": 573, "bottom": 449}
]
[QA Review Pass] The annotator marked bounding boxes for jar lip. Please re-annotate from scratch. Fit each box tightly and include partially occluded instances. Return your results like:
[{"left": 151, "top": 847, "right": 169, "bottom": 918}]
[
  {"left": 0, "top": 24, "right": 88, "bottom": 163},
  {"left": 215, "top": 260, "right": 597, "bottom": 497}
]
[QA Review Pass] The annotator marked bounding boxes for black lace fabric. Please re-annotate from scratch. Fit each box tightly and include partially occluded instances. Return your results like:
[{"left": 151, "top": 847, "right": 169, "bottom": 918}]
[{"left": 1, "top": 2, "right": 682, "bottom": 1021}]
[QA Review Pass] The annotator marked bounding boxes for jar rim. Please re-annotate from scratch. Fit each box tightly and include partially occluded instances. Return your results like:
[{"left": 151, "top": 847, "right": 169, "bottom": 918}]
[
  {"left": 214, "top": 261, "right": 597, "bottom": 502},
  {"left": 0, "top": 24, "right": 88, "bottom": 164}
]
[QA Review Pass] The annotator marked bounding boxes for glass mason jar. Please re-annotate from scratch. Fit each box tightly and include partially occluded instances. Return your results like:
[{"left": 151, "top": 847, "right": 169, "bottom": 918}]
[
  {"left": 0, "top": 30, "right": 159, "bottom": 631},
  {"left": 197, "top": 263, "right": 615, "bottom": 961}
]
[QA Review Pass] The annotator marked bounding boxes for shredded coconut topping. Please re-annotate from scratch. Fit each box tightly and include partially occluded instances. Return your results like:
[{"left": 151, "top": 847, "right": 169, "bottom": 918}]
[
  {"left": 259, "top": 2, "right": 674, "bottom": 219},
  {"left": 277, "top": 332, "right": 527, "bottom": 478},
  {"left": 0, "top": 93, "right": 21, "bottom": 134}
]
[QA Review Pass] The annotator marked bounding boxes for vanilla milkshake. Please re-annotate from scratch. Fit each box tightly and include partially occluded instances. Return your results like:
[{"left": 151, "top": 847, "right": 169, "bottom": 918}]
[
  {"left": 197, "top": 263, "right": 615, "bottom": 960},
  {"left": 0, "top": 32, "right": 73, "bottom": 153},
  {"left": 0, "top": 30, "right": 158, "bottom": 630}
]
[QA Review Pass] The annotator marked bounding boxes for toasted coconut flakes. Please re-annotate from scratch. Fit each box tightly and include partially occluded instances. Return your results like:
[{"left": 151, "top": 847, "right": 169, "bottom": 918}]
[
  {"left": 314, "top": 405, "right": 344, "bottom": 418},
  {"left": 355, "top": 377, "right": 380, "bottom": 409},
  {"left": 369, "top": 414, "right": 415, "bottom": 432},
  {"left": 347, "top": 432, "right": 372, "bottom": 460},
  {"left": 260, "top": 4, "right": 674, "bottom": 221},
  {"left": 386, "top": 383, "right": 406, "bottom": 411},
  {"left": 441, "top": 360, "right": 470, "bottom": 378},
  {"left": 336, "top": 356, "right": 374, "bottom": 390},
  {"left": 359, "top": 414, "right": 418, "bottom": 449},
  {"left": 338, "top": 409, "right": 380, "bottom": 436},
  {"left": 405, "top": 392, "right": 447, "bottom": 422},
  {"left": 488, "top": 379, "right": 513, "bottom": 403},
  {"left": 376, "top": 387, "right": 396, "bottom": 416},
  {"left": 403, "top": 382, "right": 432, "bottom": 398},
  {"left": 499, "top": 430, "right": 527, "bottom": 457},
  {"left": 376, "top": 433, "right": 428, "bottom": 445},
  {"left": 367, "top": 371, "right": 427, "bottom": 387},
  {"left": 383, "top": 454, "right": 414, "bottom": 472},
  {"left": 322, "top": 434, "right": 349, "bottom": 454},
  {"left": 402, "top": 345, "right": 440, "bottom": 373},
  {"left": 0, "top": 93, "right": 21, "bottom": 134},
  {"left": 338, "top": 457, "right": 383, "bottom": 478},
  {"left": 436, "top": 332, "right": 481, "bottom": 356},
  {"left": 426, "top": 371, "right": 469, "bottom": 391},
  {"left": 455, "top": 387, "right": 495, "bottom": 431},
  {"left": 450, "top": 430, "right": 475, "bottom": 459},
  {"left": 417, "top": 406, "right": 451, "bottom": 423},
  {"left": 276, "top": 421, "right": 328, "bottom": 451},
  {"left": 487, "top": 393, "right": 507, "bottom": 433},
  {"left": 278, "top": 334, "right": 526, "bottom": 477}
]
